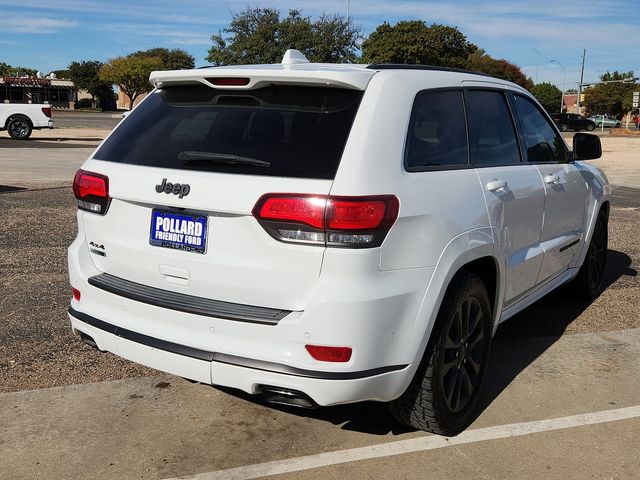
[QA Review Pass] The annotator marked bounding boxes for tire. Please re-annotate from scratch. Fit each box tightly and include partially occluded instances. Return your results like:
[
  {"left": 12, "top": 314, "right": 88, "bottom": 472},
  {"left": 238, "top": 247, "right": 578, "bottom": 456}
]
[
  {"left": 573, "top": 208, "right": 608, "bottom": 301},
  {"left": 7, "top": 116, "right": 33, "bottom": 140},
  {"left": 615, "top": 122, "right": 621, "bottom": 128},
  {"left": 389, "top": 271, "right": 492, "bottom": 436},
  {"left": 586, "top": 124, "right": 595, "bottom": 131},
  {"left": 560, "top": 124, "right": 568, "bottom": 132}
]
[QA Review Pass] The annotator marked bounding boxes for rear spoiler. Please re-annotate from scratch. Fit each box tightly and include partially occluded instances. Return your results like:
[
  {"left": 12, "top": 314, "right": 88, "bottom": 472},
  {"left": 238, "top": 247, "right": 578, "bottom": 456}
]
[{"left": 149, "top": 49, "right": 375, "bottom": 91}]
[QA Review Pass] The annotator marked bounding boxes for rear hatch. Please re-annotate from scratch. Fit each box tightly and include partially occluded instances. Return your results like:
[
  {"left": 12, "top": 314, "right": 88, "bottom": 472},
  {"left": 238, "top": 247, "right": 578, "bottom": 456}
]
[{"left": 79, "top": 75, "right": 368, "bottom": 311}]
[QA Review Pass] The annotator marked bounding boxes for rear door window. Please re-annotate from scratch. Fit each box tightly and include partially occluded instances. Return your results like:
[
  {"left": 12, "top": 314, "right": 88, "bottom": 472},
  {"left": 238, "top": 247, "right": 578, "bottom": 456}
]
[
  {"left": 465, "top": 90, "right": 522, "bottom": 166},
  {"left": 404, "top": 90, "right": 468, "bottom": 170},
  {"left": 94, "top": 84, "right": 363, "bottom": 180},
  {"left": 513, "top": 94, "right": 567, "bottom": 163}
]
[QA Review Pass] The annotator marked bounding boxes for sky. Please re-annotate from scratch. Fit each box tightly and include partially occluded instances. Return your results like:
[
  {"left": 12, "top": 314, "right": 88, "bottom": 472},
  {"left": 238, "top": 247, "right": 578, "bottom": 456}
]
[{"left": 0, "top": 0, "right": 638, "bottom": 89}]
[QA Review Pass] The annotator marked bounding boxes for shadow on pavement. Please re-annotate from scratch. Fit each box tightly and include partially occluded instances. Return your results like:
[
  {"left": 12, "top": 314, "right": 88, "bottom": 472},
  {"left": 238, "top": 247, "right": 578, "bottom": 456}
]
[
  {"left": 0, "top": 138, "right": 102, "bottom": 148},
  {"left": 0, "top": 185, "right": 27, "bottom": 193},
  {"left": 217, "top": 249, "right": 636, "bottom": 436},
  {"left": 477, "top": 249, "right": 636, "bottom": 415}
]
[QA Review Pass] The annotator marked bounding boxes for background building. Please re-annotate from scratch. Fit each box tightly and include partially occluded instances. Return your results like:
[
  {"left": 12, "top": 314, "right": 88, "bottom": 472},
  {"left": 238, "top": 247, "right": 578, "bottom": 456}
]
[{"left": 0, "top": 75, "right": 75, "bottom": 108}]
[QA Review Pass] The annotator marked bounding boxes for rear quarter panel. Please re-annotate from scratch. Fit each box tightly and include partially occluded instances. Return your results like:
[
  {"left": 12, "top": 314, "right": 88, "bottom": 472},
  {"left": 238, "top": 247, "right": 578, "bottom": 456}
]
[{"left": 328, "top": 70, "right": 498, "bottom": 384}]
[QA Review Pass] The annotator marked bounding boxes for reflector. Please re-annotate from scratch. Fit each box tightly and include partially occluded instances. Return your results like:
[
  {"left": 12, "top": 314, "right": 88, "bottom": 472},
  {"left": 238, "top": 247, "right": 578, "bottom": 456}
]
[{"left": 305, "top": 345, "right": 352, "bottom": 362}]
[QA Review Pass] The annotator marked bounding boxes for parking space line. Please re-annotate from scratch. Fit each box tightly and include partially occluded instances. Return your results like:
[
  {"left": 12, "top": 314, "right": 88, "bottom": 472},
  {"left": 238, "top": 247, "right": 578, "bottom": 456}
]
[{"left": 165, "top": 405, "right": 640, "bottom": 480}]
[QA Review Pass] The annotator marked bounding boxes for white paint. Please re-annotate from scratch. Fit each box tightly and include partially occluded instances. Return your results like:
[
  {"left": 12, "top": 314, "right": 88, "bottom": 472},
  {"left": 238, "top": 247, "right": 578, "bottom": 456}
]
[{"left": 165, "top": 405, "right": 640, "bottom": 480}]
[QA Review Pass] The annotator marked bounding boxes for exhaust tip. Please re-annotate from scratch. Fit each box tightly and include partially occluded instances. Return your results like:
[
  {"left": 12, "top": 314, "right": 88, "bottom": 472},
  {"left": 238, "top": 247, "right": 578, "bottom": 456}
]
[
  {"left": 260, "top": 385, "right": 318, "bottom": 409},
  {"left": 77, "top": 331, "right": 104, "bottom": 352}
]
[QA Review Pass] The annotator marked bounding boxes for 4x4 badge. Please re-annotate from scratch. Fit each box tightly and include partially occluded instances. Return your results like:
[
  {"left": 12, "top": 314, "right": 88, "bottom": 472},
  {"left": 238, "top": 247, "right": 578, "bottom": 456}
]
[{"left": 155, "top": 178, "right": 190, "bottom": 198}]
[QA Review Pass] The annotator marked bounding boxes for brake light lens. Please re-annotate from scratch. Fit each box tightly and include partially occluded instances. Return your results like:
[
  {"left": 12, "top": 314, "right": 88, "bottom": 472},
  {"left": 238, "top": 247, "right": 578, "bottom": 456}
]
[
  {"left": 257, "top": 196, "right": 325, "bottom": 229},
  {"left": 327, "top": 199, "right": 387, "bottom": 230},
  {"left": 72, "top": 288, "right": 81, "bottom": 301},
  {"left": 207, "top": 77, "right": 250, "bottom": 86},
  {"left": 73, "top": 169, "right": 110, "bottom": 214},
  {"left": 305, "top": 345, "right": 352, "bottom": 362},
  {"left": 41, "top": 107, "right": 52, "bottom": 118},
  {"left": 253, "top": 194, "right": 399, "bottom": 248}
]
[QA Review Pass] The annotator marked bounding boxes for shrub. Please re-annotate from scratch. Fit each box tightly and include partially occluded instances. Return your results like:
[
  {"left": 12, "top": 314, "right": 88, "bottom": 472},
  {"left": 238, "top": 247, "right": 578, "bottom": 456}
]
[{"left": 76, "top": 98, "right": 93, "bottom": 109}]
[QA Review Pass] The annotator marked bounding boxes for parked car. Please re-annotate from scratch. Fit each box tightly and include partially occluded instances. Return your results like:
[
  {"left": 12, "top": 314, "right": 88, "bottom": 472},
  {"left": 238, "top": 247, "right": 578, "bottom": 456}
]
[
  {"left": 550, "top": 113, "right": 596, "bottom": 132},
  {"left": 588, "top": 114, "right": 621, "bottom": 128},
  {"left": 0, "top": 103, "right": 54, "bottom": 139},
  {"left": 68, "top": 51, "right": 610, "bottom": 436}
]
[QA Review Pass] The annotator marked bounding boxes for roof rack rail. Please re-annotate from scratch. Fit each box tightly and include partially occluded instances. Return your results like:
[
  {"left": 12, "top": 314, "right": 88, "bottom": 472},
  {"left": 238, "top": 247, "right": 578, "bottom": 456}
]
[{"left": 366, "top": 64, "right": 492, "bottom": 78}]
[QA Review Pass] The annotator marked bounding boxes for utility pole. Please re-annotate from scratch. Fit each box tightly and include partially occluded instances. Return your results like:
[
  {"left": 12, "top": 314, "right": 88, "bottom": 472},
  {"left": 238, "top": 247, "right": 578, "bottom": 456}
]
[
  {"left": 576, "top": 49, "right": 586, "bottom": 114},
  {"left": 347, "top": 0, "right": 350, "bottom": 20}
]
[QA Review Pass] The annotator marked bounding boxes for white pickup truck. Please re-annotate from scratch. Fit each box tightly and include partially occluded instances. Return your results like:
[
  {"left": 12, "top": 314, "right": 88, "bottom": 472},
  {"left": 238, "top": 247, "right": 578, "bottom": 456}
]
[{"left": 0, "top": 103, "right": 54, "bottom": 139}]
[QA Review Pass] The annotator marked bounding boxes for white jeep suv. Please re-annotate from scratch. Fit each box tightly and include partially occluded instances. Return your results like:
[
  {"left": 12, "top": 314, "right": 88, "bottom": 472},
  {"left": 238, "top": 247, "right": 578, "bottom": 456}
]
[{"left": 68, "top": 51, "right": 610, "bottom": 435}]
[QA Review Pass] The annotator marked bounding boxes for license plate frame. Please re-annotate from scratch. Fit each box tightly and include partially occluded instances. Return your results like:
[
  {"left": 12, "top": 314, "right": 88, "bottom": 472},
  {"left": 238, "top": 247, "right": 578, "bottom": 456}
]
[{"left": 149, "top": 209, "right": 208, "bottom": 254}]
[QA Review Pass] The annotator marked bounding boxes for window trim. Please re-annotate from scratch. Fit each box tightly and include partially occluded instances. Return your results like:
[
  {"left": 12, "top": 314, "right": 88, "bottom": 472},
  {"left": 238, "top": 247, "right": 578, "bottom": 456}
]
[
  {"left": 403, "top": 85, "right": 567, "bottom": 173},
  {"left": 403, "top": 87, "right": 471, "bottom": 173},
  {"left": 463, "top": 87, "right": 525, "bottom": 169},
  {"left": 509, "top": 92, "right": 570, "bottom": 164}
]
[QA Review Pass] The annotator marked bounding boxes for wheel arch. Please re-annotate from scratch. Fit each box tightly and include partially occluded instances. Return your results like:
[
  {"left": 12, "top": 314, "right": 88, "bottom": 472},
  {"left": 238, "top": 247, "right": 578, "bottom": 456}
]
[
  {"left": 574, "top": 198, "right": 610, "bottom": 272},
  {"left": 393, "top": 240, "right": 501, "bottom": 401},
  {"left": 6, "top": 113, "right": 33, "bottom": 129}
]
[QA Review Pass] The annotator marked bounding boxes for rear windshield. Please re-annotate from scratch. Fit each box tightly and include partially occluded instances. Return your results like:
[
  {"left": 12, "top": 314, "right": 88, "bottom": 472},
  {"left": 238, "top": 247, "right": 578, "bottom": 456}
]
[{"left": 94, "top": 84, "right": 363, "bottom": 179}]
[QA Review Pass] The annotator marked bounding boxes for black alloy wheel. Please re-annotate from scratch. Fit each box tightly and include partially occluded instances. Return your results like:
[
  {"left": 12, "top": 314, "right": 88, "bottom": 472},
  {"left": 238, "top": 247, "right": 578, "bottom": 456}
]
[
  {"left": 389, "top": 271, "right": 492, "bottom": 436},
  {"left": 7, "top": 117, "right": 32, "bottom": 139},
  {"left": 587, "top": 213, "right": 608, "bottom": 293},
  {"left": 573, "top": 208, "right": 608, "bottom": 301},
  {"left": 587, "top": 124, "right": 595, "bottom": 131},
  {"left": 440, "top": 296, "right": 485, "bottom": 413}
]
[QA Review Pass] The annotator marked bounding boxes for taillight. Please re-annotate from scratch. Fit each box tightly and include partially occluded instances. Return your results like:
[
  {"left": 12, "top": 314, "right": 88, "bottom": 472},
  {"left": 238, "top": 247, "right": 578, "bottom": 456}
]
[
  {"left": 305, "top": 345, "right": 352, "bottom": 362},
  {"left": 253, "top": 194, "right": 399, "bottom": 248},
  {"left": 41, "top": 107, "right": 52, "bottom": 118},
  {"left": 72, "top": 288, "right": 81, "bottom": 301},
  {"left": 73, "top": 169, "right": 110, "bottom": 215}
]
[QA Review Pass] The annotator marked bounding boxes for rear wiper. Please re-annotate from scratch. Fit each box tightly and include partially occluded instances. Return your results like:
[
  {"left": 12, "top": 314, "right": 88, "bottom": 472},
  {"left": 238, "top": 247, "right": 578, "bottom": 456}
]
[{"left": 178, "top": 151, "right": 270, "bottom": 167}]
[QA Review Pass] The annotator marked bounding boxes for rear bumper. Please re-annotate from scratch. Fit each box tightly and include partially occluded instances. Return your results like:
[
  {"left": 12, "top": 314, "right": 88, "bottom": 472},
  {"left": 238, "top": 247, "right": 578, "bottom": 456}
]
[
  {"left": 34, "top": 120, "right": 54, "bottom": 129},
  {"left": 68, "top": 223, "right": 435, "bottom": 406},
  {"left": 69, "top": 308, "right": 411, "bottom": 406}
]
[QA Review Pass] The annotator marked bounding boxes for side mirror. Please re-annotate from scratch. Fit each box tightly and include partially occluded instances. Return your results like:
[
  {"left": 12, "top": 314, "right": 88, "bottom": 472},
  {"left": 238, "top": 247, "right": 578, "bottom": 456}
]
[{"left": 573, "top": 132, "right": 601, "bottom": 160}]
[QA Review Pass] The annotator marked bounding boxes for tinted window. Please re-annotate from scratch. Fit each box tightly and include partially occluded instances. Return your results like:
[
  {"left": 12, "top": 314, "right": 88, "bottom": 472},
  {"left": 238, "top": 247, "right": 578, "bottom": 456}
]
[
  {"left": 513, "top": 95, "right": 566, "bottom": 163},
  {"left": 405, "top": 90, "right": 468, "bottom": 170},
  {"left": 465, "top": 90, "right": 521, "bottom": 166},
  {"left": 94, "top": 84, "right": 363, "bottom": 179}
]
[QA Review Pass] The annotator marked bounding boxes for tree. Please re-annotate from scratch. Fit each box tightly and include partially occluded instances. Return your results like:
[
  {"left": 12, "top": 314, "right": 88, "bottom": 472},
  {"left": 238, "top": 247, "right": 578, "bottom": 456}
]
[
  {"left": 308, "top": 14, "right": 360, "bottom": 63},
  {"left": 68, "top": 61, "right": 113, "bottom": 108},
  {"left": 131, "top": 48, "right": 195, "bottom": 70},
  {"left": 0, "top": 63, "right": 38, "bottom": 77},
  {"left": 361, "top": 21, "right": 476, "bottom": 68},
  {"left": 99, "top": 56, "right": 163, "bottom": 109},
  {"left": 467, "top": 51, "right": 533, "bottom": 90},
  {"left": 600, "top": 71, "right": 634, "bottom": 82},
  {"left": 0, "top": 62, "right": 12, "bottom": 75},
  {"left": 51, "top": 69, "right": 71, "bottom": 79},
  {"left": 206, "top": 7, "right": 360, "bottom": 65},
  {"left": 530, "top": 82, "right": 563, "bottom": 113},
  {"left": 583, "top": 78, "right": 638, "bottom": 118},
  {"left": 582, "top": 70, "right": 638, "bottom": 117}
]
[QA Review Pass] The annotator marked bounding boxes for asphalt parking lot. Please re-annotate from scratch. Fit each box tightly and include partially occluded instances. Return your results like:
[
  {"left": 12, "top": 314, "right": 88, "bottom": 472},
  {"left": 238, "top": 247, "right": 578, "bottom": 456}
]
[{"left": 1, "top": 121, "right": 640, "bottom": 479}]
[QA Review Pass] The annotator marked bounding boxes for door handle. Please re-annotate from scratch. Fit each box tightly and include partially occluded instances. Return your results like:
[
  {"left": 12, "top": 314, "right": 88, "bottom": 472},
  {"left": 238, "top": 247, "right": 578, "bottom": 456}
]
[
  {"left": 485, "top": 179, "right": 507, "bottom": 191},
  {"left": 544, "top": 174, "right": 560, "bottom": 185}
]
